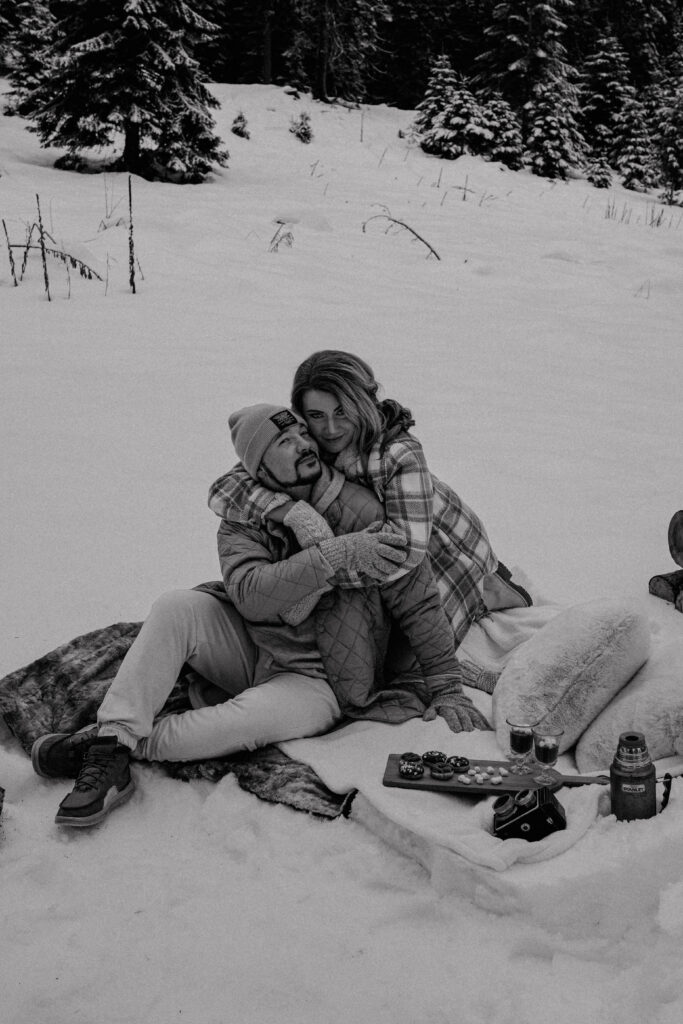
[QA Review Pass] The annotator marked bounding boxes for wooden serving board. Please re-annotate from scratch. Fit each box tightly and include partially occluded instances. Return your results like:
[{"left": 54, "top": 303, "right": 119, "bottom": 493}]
[{"left": 382, "top": 755, "right": 609, "bottom": 797}]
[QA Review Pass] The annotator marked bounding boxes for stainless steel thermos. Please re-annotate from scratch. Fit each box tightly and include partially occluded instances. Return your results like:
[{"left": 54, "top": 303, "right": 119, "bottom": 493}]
[{"left": 610, "top": 731, "right": 657, "bottom": 821}]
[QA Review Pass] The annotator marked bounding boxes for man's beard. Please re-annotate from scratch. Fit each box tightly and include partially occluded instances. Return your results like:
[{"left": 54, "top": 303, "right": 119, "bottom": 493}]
[{"left": 264, "top": 451, "right": 322, "bottom": 489}]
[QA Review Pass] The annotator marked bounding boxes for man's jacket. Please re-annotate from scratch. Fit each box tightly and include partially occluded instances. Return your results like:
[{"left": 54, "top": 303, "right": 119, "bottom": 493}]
[{"left": 216, "top": 465, "right": 462, "bottom": 724}]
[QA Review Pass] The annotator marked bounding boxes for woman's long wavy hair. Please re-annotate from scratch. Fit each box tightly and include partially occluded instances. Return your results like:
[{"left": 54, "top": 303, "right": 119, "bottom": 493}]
[{"left": 291, "top": 350, "right": 415, "bottom": 460}]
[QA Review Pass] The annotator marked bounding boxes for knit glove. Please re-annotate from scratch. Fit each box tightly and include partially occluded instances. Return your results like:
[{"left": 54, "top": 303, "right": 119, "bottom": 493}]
[
  {"left": 423, "top": 690, "right": 490, "bottom": 733},
  {"left": 319, "top": 522, "right": 407, "bottom": 582},
  {"left": 283, "top": 501, "right": 335, "bottom": 546}
]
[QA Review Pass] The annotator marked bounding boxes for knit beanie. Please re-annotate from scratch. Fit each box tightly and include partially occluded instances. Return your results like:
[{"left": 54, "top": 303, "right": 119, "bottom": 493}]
[{"left": 229, "top": 403, "right": 301, "bottom": 478}]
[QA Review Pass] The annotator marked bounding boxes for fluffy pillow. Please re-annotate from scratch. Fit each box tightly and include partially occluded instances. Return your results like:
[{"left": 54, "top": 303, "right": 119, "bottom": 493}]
[
  {"left": 492, "top": 599, "right": 650, "bottom": 755},
  {"left": 575, "top": 640, "right": 683, "bottom": 771}
]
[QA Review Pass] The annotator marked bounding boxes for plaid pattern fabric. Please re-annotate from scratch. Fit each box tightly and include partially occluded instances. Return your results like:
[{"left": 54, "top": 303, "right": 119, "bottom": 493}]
[
  {"left": 208, "top": 462, "right": 287, "bottom": 523},
  {"left": 208, "top": 433, "right": 497, "bottom": 646},
  {"left": 334, "top": 435, "right": 497, "bottom": 643}
]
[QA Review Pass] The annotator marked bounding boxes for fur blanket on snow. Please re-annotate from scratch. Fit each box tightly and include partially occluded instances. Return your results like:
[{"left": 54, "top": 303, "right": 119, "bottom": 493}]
[{"left": 0, "top": 623, "right": 354, "bottom": 819}]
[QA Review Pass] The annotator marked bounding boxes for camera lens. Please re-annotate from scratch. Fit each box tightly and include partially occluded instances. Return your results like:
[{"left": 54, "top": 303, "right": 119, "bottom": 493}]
[
  {"left": 493, "top": 794, "right": 516, "bottom": 821},
  {"left": 514, "top": 789, "right": 536, "bottom": 808}
]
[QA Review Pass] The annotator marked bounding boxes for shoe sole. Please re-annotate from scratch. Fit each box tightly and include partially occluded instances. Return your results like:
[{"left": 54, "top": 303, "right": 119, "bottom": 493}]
[
  {"left": 668, "top": 511, "right": 683, "bottom": 568},
  {"left": 31, "top": 726, "right": 99, "bottom": 779},
  {"left": 31, "top": 733, "right": 69, "bottom": 778},
  {"left": 55, "top": 778, "right": 136, "bottom": 827},
  {"left": 648, "top": 569, "right": 683, "bottom": 603}
]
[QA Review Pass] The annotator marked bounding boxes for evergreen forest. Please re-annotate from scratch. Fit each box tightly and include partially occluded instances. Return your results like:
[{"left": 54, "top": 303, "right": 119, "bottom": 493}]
[{"left": 0, "top": 0, "right": 681, "bottom": 193}]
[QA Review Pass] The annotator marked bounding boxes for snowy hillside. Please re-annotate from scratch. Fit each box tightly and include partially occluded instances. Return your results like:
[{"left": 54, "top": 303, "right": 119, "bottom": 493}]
[{"left": 1, "top": 82, "right": 683, "bottom": 1024}]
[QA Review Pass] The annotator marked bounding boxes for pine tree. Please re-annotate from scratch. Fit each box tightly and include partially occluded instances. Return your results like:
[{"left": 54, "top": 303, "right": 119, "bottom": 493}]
[
  {"left": 282, "top": 0, "right": 391, "bottom": 102},
  {"left": 491, "top": 2, "right": 587, "bottom": 178},
  {"left": 525, "top": 79, "right": 585, "bottom": 178},
  {"left": 425, "top": 80, "right": 490, "bottom": 159},
  {"left": 580, "top": 30, "right": 635, "bottom": 158},
  {"left": 3, "top": 1, "right": 58, "bottom": 118},
  {"left": 639, "top": 76, "right": 669, "bottom": 145},
  {"left": 479, "top": 95, "right": 524, "bottom": 169},
  {"left": 0, "top": 0, "right": 19, "bottom": 74},
  {"left": 652, "top": 15, "right": 683, "bottom": 199},
  {"left": 656, "top": 84, "right": 683, "bottom": 202},
  {"left": 414, "top": 54, "right": 458, "bottom": 154},
  {"left": 585, "top": 150, "right": 613, "bottom": 188},
  {"left": 369, "top": 0, "right": 473, "bottom": 109},
  {"left": 612, "top": 95, "right": 658, "bottom": 191},
  {"left": 473, "top": 0, "right": 578, "bottom": 121},
  {"left": 194, "top": 0, "right": 285, "bottom": 86},
  {"left": 594, "top": 0, "right": 679, "bottom": 88},
  {"left": 27, "top": 0, "right": 228, "bottom": 182},
  {"left": 663, "top": 11, "right": 683, "bottom": 85}
]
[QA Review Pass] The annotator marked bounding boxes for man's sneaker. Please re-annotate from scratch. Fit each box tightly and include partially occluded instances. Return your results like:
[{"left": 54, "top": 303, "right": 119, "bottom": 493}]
[
  {"left": 55, "top": 736, "right": 135, "bottom": 827},
  {"left": 31, "top": 724, "right": 100, "bottom": 779}
]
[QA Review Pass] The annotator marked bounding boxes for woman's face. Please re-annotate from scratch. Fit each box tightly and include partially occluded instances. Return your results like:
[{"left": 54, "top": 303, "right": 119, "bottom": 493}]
[{"left": 300, "top": 388, "right": 356, "bottom": 456}]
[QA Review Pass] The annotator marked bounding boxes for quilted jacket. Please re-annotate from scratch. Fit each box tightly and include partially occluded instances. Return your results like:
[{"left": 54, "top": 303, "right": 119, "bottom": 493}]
[
  {"left": 208, "top": 432, "right": 497, "bottom": 644},
  {"left": 216, "top": 465, "right": 463, "bottom": 723}
]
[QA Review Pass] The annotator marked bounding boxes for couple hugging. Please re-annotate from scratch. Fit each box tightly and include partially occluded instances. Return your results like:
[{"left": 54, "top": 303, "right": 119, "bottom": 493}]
[{"left": 32, "top": 350, "right": 533, "bottom": 826}]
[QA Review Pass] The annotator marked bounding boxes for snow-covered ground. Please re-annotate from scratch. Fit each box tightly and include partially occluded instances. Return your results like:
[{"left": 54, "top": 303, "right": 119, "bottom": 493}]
[{"left": 1, "top": 82, "right": 683, "bottom": 1024}]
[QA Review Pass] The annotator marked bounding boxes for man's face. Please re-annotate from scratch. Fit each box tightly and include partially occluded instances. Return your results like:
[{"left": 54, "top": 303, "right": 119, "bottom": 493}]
[{"left": 258, "top": 423, "right": 322, "bottom": 490}]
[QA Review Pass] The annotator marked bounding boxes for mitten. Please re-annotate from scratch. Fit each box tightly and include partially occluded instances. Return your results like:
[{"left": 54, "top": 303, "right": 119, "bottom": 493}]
[
  {"left": 423, "top": 690, "right": 490, "bottom": 733},
  {"left": 319, "top": 523, "right": 407, "bottom": 582}
]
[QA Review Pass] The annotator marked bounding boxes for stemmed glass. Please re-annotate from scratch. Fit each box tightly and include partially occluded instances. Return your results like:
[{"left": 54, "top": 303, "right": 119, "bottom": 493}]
[
  {"left": 506, "top": 717, "right": 534, "bottom": 774},
  {"left": 532, "top": 726, "right": 564, "bottom": 784}
]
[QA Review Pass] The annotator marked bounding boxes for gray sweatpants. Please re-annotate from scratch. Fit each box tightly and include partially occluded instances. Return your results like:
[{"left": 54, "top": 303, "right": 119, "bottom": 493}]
[{"left": 97, "top": 590, "right": 341, "bottom": 762}]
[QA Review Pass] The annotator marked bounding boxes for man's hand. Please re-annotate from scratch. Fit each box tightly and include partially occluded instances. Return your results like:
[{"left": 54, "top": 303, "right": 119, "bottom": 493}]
[
  {"left": 423, "top": 690, "right": 490, "bottom": 732},
  {"left": 319, "top": 522, "right": 408, "bottom": 582}
]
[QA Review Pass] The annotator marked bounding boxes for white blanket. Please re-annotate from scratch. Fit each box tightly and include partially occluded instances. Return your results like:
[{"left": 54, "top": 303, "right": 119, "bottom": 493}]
[
  {"left": 280, "top": 689, "right": 606, "bottom": 873},
  {"left": 281, "top": 589, "right": 683, "bottom": 873}
]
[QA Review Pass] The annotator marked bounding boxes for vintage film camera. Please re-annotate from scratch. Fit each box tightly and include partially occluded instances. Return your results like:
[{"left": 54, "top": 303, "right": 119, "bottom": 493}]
[{"left": 492, "top": 787, "right": 566, "bottom": 842}]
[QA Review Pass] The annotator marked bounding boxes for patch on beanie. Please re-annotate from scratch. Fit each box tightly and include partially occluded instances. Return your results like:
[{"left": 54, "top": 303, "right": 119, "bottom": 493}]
[{"left": 270, "top": 409, "right": 297, "bottom": 430}]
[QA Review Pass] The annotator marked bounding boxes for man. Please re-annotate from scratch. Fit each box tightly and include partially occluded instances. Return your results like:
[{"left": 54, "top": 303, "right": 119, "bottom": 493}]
[{"left": 32, "top": 404, "right": 487, "bottom": 827}]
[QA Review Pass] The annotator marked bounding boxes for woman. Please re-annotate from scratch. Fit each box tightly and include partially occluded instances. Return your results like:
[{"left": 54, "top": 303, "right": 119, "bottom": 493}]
[{"left": 209, "top": 350, "right": 531, "bottom": 649}]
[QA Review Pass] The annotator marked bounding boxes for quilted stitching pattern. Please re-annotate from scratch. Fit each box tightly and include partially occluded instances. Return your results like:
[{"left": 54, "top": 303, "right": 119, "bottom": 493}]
[
  {"left": 314, "top": 557, "right": 461, "bottom": 723},
  {"left": 217, "top": 472, "right": 463, "bottom": 722},
  {"left": 218, "top": 520, "right": 333, "bottom": 621}
]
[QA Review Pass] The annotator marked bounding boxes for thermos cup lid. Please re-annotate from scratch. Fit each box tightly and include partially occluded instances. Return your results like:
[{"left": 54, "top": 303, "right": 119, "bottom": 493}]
[{"left": 614, "top": 731, "right": 652, "bottom": 768}]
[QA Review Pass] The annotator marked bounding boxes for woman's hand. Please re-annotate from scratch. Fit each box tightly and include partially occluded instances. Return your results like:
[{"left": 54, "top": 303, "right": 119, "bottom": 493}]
[
  {"left": 423, "top": 690, "right": 490, "bottom": 732},
  {"left": 319, "top": 522, "right": 407, "bottom": 581}
]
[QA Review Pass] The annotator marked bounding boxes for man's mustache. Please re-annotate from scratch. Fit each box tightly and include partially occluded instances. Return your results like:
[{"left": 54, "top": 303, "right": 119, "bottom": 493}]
[{"left": 296, "top": 449, "right": 319, "bottom": 467}]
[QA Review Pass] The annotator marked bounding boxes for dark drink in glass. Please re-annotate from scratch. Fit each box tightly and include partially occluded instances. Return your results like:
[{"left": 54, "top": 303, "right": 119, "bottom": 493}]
[
  {"left": 534, "top": 738, "right": 559, "bottom": 764},
  {"left": 532, "top": 727, "right": 564, "bottom": 783},
  {"left": 510, "top": 730, "right": 533, "bottom": 756},
  {"left": 506, "top": 718, "right": 534, "bottom": 772}
]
